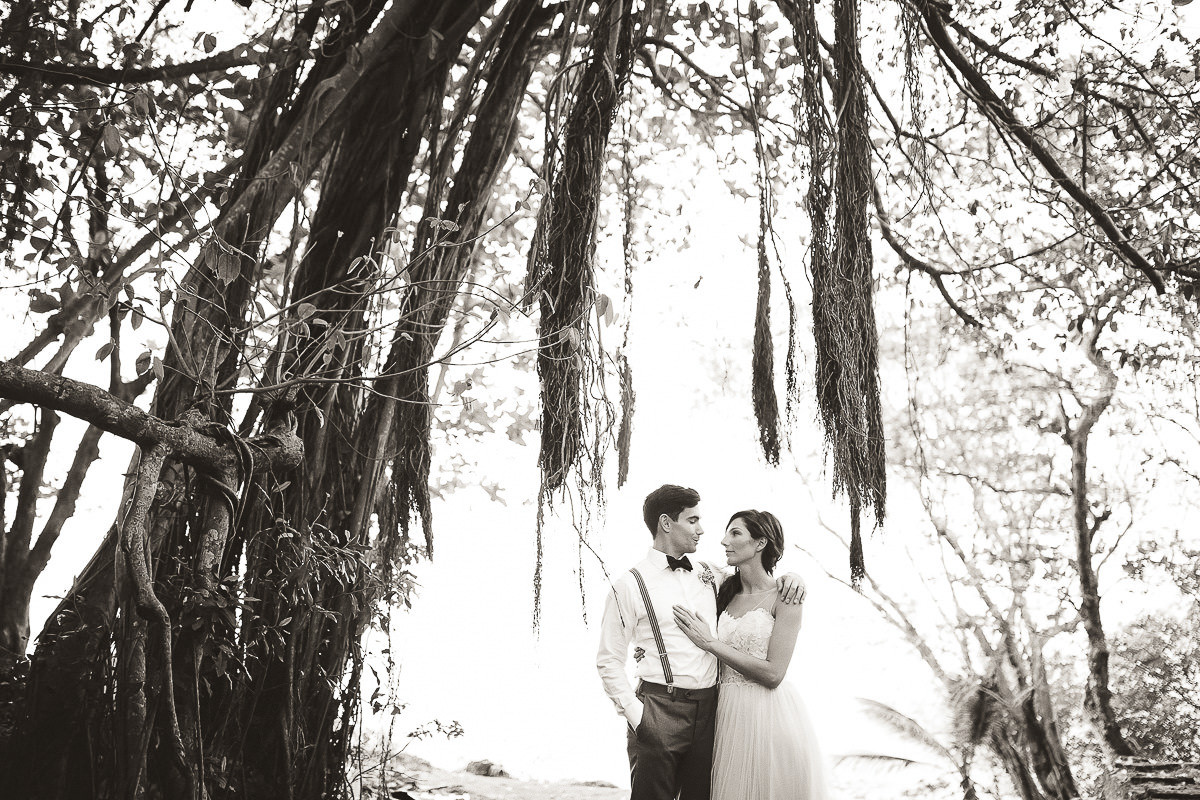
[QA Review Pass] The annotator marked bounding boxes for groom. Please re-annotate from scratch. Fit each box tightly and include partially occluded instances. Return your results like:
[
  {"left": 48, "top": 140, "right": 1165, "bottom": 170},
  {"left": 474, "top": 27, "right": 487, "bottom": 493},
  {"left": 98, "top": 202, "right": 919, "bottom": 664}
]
[{"left": 597, "top": 484, "right": 805, "bottom": 800}]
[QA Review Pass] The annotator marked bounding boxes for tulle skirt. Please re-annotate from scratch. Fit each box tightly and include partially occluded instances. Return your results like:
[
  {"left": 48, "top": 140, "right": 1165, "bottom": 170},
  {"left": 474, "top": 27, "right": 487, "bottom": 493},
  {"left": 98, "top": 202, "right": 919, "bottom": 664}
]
[{"left": 712, "top": 680, "right": 831, "bottom": 800}]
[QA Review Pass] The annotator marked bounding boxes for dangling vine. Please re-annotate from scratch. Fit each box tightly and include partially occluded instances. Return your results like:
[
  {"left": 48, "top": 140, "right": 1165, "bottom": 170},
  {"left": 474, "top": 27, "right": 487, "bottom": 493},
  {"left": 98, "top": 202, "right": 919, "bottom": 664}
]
[
  {"left": 527, "top": 0, "right": 644, "bottom": 629},
  {"left": 787, "top": 0, "right": 886, "bottom": 585},
  {"left": 617, "top": 101, "right": 638, "bottom": 490}
]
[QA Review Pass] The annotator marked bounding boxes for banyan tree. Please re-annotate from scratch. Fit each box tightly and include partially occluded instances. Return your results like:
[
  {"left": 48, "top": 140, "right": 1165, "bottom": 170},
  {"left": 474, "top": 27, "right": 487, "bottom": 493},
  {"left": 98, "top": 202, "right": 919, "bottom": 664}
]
[{"left": 1, "top": 0, "right": 1198, "bottom": 796}]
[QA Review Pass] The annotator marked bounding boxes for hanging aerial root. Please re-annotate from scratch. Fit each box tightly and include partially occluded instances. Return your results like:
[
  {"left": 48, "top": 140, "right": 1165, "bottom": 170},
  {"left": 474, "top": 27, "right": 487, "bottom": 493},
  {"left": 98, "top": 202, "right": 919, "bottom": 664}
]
[
  {"left": 753, "top": 185, "right": 782, "bottom": 464},
  {"left": 117, "top": 442, "right": 193, "bottom": 789},
  {"left": 373, "top": 0, "right": 551, "bottom": 565},
  {"left": 616, "top": 354, "right": 635, "bottom": 487},
  {"left": 806, "top": 0, "right": 886, "bottom": 585},
  {"left": 616, "top": 100, "right": 638, "bottom": 489},
  {"left": 531, "top": 0, "right": 642, "bottom": 495},
  {"left": 527, "top": 0, "right": 645, "bottom": 629}
]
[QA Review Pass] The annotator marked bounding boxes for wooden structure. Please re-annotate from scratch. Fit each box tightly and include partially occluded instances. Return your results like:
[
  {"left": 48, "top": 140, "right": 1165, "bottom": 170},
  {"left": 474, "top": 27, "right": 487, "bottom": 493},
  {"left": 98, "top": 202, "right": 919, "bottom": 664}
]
[{"left": 1105, "top": 759, "right": 1200, "bottom": 799}]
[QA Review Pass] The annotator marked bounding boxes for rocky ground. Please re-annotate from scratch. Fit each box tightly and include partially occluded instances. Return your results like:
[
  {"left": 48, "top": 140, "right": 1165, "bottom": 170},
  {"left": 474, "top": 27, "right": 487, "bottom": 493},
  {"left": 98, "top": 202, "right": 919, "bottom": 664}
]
[
  {"left": 360, "top": 753, "right": 625, "bottom": 800},
  {"left": 358, "top": 751, "right": 960, "bottom": 800}
]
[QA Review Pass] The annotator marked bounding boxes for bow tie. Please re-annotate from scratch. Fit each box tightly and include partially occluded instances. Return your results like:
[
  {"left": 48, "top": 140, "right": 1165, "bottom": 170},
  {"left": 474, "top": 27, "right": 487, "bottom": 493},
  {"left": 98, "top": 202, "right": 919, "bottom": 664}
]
[{"left": 666, "top": 555, "right": 693, "bottom": 572}]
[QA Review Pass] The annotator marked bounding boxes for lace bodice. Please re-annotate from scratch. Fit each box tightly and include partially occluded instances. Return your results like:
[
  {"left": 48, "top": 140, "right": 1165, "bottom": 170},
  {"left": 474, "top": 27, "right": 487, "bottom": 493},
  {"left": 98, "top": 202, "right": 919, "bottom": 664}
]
[{"left": 717, "top": 606, "right": 775, "bottom": 686}]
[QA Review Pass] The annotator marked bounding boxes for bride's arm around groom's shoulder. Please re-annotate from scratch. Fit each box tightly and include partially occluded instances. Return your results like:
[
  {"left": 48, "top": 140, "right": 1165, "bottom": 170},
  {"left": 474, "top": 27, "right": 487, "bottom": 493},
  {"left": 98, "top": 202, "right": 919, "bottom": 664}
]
[
  {"left": 672, "top": 601, "right": 804, "bottom": 690},
  {"left": 702, "top": 562, "right": 808, "bottom": 605}
]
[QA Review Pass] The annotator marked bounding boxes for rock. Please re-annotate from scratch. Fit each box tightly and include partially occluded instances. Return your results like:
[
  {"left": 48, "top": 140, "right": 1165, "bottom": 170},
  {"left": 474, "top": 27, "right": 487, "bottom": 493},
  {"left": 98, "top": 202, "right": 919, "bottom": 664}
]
[
  {"left": 573, "top": 780, "right": 620, "bottom": 788},
  {"left": 464, "top": 759, "right": 510, "bottom": 778},
  {"left": 394, "top": 752, "right": 434, "bottom": 773}
]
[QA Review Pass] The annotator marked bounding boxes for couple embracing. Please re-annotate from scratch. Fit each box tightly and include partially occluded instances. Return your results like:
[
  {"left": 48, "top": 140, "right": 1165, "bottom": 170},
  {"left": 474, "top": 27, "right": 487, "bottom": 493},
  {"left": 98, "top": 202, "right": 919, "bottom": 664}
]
[{"left": 597, "top": 485, "right": 830, "bottom": 800}]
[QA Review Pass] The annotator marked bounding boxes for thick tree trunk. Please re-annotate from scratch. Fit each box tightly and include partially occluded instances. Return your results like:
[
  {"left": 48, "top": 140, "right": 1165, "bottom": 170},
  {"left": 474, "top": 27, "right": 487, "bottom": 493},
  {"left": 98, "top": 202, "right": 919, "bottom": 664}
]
[
  {"left": 0, "top": 571, "right": 34, "bottom": 667},
  {"left": 225, "top": 5, "right": 506, "bottom": 794},
  {"left": 0, "top": 1, "right": 616, "bottom": 796},
  {"left": 7, "top": 3, "right": 526, "bottom": 796},
  {"left": 7, "top": 0, "right": 412, "bottom": 789}
]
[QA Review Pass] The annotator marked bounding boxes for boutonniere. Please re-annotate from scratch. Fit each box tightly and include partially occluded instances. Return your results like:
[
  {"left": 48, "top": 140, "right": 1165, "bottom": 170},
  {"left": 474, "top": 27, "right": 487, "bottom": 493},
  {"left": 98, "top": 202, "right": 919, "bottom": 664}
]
[{"left": 699, "top": 565, "right": 716, "bottom": 589}]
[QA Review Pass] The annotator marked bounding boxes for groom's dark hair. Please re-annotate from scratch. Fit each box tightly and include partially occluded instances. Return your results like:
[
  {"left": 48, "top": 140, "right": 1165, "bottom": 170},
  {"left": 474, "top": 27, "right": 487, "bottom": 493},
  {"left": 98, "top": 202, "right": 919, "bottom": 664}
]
[{"left": 642, "top": 485, "right": 701, "bottom": 535}]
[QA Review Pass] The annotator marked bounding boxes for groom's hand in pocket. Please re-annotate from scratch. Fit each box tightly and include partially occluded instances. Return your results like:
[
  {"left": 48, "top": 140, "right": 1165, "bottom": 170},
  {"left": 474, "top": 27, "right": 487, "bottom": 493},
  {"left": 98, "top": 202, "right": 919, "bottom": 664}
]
[{"left": 626, "top": 700, "right": 644, "bottom": 733}]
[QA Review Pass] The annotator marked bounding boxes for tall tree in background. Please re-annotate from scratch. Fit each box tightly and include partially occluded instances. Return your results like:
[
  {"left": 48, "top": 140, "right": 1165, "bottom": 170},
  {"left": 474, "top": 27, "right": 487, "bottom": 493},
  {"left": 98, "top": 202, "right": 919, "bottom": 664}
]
[
  {"left": 827, "top": 265, "right": 1200, "bottom": 798},
  {"left": 1, "top": 0, "right": 1199, "bottom": 797}
]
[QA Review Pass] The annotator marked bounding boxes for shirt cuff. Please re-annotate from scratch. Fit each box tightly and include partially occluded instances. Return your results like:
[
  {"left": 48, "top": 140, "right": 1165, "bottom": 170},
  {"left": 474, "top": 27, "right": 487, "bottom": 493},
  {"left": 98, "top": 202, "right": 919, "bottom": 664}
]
[{"left": 624, "top": 698, "right": 644, "bottom": 729}]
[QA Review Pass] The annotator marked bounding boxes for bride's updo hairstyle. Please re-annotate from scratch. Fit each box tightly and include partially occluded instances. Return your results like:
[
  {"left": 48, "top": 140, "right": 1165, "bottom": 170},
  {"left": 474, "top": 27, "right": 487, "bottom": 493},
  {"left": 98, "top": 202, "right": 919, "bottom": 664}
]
[{"left": 716, "top": 510, "right": 786, "bottom": 614}]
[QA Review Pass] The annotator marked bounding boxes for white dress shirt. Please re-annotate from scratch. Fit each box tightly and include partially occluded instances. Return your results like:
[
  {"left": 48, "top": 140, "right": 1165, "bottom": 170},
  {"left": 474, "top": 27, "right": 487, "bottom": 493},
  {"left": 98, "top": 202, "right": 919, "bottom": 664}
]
[{"left": 596, "top": 548, "right": 721, "bottom": 728}]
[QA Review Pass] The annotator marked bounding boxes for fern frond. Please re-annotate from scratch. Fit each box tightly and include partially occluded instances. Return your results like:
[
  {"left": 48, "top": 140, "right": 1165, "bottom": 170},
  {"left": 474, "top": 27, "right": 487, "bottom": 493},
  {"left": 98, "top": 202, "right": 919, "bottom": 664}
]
[
  {"left": 856, "top": 697, "right": 956, "bottom": 763},
  {"left": 836, "top": 752, "right": 937, "bottom": 772}
]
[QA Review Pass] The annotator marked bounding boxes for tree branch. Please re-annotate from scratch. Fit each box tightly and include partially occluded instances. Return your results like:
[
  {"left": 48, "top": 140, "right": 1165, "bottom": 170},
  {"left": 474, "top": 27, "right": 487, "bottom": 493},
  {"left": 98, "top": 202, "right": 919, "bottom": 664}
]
[
  {"left": 945, "top": 18, "right": 1053, "bottom": 79},
  {"left": 911, "top": 0, "right": 1167, "bottom": 293},
  {"left": 6, "top": 408, "right": 59, "bottom": 566},
  {"left": 872, "top": 180, "right": 983, "bottom": 327},
  {"left": 1062, "top": 320, "right": 1134, "bottom": 756},
  {"left": 3, "top": 158, "right": 237, "bottom": 399},
  {"left": 23, "top": 375, "right": 150, "bottom": 579},
  {"left": 0, "top": 362, "right": 302, "bottom": 474},
  {"left": 23, "top": 424, "right": 102, "bottom": 579},
  {"left": 0, "top": 47, "right": 294, "bottom": 88},
  {"left": 641, "top": 36, "right": 758, "bottom": 125}
]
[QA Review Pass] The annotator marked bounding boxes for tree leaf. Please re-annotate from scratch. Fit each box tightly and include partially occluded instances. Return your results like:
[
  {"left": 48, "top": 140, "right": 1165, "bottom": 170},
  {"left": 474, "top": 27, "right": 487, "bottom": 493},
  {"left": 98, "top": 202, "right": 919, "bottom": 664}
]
[
  {"left": 151, "top": 356, "right": 164, "bottom": 381},
  {"left": 131, "top": 90, "right": 155, "bottom": 119},
  {"left": 135, "top": 350, "right": 153, "bottom": 375},
  {"left": 203, "top": 33, "right": 217, "bottom": 53},
  {"left": 28, "top": 290, "right": 60, "bottom": 314},
  {"left": 595, "top": 293, "right": 616, "bottom": 326},
  {"left": 101, "top": 124, "right": 122, "bottom": 155},
  {"left": 216, "top": 253, "right": 239, "bottom": 285},
  {"left": 295, "top": 302, "right": 316, "bottom": 320},
  {"left": 95, "top": 341, "right": 115, "bottom": 361}
]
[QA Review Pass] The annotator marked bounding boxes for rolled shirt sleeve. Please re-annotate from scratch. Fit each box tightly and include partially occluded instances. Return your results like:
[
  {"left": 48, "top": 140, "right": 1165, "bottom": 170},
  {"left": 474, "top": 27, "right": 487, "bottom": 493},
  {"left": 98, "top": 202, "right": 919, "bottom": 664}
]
[{"left": 596, "top": 581, "right": 644, "bottom": 729}]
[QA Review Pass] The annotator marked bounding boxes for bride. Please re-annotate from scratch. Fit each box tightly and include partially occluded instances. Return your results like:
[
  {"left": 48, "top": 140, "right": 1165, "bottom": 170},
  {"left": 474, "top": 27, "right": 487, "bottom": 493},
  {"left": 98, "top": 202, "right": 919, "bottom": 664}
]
[{"left": 672, "top": 510, "right": 831, "bottom": 800}]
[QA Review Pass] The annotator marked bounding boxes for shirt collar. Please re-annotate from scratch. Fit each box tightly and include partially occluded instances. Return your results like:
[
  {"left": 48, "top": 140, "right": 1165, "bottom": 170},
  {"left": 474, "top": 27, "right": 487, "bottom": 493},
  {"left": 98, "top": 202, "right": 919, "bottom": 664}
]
[{"left": 646, "top": 548, "right": 683, "bottom": 571}]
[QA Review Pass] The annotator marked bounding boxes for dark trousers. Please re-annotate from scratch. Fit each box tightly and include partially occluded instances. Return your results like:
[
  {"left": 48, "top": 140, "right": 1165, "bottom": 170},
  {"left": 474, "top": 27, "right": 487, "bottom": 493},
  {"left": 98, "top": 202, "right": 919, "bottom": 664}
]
[{"left": 627, "top": 683, "right": 717, "bottom": 800}]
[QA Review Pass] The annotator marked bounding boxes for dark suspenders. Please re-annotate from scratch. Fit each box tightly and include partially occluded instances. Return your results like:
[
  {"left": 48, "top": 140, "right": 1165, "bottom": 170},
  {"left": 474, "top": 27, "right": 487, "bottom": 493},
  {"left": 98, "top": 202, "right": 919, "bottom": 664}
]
[
  {"left": 629, "top": 565, "right": 719, "bottom": 694},
  {"left": 630, "top": 568, "right": 674, "bottom": 687}
]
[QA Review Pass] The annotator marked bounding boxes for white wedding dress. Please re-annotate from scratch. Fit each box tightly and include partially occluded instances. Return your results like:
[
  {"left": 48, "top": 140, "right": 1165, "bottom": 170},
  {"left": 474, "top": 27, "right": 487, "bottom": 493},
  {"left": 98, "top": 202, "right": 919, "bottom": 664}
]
[{"left": 712, "top": 602, "right": 831, "bottom": 800}]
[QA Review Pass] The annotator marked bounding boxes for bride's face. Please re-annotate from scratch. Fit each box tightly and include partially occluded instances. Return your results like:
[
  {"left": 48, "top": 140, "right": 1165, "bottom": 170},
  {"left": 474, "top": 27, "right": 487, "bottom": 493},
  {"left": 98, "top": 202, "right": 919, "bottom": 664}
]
[{"left": 721, "top": 518, "right": 764, "bottom": 568}]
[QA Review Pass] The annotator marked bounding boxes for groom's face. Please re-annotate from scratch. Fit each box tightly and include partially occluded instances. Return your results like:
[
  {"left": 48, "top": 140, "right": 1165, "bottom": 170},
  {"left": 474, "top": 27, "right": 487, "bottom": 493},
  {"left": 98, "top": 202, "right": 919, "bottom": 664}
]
[{"left": 660, "top": 504, "right": 703, "bottom": 556}]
